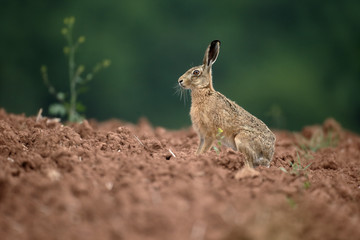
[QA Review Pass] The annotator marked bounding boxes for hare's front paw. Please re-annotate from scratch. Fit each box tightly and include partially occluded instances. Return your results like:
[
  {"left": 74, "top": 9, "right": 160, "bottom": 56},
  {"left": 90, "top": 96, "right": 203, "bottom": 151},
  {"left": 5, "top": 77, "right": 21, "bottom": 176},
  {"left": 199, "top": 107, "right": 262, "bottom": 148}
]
[
  {"left": 196, "top": 137, "right": 213, "bottom": 154},
  {"left": 254, "top": 157, "right": 271, "bottom": 168},
  {"left": 235, "top": 166, "right": 260, "bottom": 180}
]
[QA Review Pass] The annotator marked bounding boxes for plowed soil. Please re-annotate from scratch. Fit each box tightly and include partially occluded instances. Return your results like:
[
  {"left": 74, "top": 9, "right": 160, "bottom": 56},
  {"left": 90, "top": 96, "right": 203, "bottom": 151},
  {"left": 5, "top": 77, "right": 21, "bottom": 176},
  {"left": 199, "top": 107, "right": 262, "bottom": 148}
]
[{"left": 0, "top": 109, "right": 359, "bottom": 240}]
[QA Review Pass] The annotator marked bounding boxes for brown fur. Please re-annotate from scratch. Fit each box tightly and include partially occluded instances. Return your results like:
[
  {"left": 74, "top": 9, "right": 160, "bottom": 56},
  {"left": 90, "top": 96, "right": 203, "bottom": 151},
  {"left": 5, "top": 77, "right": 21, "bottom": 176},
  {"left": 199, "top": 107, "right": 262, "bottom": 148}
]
[{"left": 178, "top": 40, "right": 275, "bottom": 167}]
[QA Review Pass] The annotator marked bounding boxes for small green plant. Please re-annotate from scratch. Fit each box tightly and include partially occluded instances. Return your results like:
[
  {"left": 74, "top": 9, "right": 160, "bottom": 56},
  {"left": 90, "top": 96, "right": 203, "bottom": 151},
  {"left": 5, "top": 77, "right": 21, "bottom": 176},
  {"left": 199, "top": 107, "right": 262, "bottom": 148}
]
[
  {"left": 286, "top": 196, "right": 297, "bottom": 209},
  {"left": 280, "top": 152, "right": 313, "bottom": 190},
  {"left": 213, "top": 128, "right": 224, "bottom": 154},
  {"left": 297, "top": 128, "right": 339, "bottom": 153},
  {"left": 303, "top": 180, "right": 311, "bottom": 190},
  {"left": 311, "top": 130, "right": 338, "bottom": 152},
  {"left": 41, "top": 16, "right": 111, "bottom": 122},
  {"left": 279, "top": 152, "right": 312, "bottom": 176}
]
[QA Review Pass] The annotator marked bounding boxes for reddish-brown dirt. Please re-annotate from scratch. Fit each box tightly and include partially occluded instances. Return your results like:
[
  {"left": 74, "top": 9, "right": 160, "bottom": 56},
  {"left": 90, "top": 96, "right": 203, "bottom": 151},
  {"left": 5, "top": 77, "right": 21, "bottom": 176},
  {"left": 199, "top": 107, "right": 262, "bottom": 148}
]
[{"left": 0, "top": 108, "right": 359, "bottom": 240}]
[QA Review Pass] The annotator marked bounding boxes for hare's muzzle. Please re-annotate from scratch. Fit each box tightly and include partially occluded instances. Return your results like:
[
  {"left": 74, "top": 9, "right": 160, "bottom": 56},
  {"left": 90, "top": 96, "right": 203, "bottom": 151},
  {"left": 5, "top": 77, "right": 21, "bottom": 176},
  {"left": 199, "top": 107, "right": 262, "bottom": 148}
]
[{"left": 178, "top": 79, "right": 184, "bottom": 88}]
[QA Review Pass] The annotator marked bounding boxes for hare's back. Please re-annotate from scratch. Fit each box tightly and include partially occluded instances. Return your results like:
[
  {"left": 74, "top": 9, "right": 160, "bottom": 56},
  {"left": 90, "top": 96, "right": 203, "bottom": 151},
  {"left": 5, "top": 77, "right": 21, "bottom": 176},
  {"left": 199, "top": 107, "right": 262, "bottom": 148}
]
[
  {"left": 215, "top": 92, "right": 274, "bottom": 141},
  {"left": 238, "top": 110, "right": 275, "bottom": 142}
]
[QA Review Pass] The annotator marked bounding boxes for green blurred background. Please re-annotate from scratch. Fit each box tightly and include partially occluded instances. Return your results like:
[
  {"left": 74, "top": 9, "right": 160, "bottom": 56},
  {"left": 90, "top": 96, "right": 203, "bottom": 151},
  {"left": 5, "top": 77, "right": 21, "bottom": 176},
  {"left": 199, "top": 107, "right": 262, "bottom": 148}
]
[{"left": 1, "top": 0, "right": 359, "bottom": 132}]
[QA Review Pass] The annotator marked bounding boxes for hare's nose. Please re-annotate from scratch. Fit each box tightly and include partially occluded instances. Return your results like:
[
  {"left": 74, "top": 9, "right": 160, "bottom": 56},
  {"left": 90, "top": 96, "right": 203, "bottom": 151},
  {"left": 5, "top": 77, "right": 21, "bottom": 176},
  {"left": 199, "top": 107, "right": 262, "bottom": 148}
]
[{"left": 178, "top": 79, "right": 183, "bottom": 84}]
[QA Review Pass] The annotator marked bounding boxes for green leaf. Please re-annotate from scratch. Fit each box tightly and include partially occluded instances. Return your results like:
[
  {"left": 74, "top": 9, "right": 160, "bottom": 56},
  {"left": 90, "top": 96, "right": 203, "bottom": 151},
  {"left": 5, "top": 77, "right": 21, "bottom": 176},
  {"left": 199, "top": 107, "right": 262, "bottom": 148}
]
[
  {"left": 279, "top": 167, "right": 288, "bottom": 173},
  {"left": 286, "top": 197, "right": 297, "bottom": 209},
  {"left": 86, "top": 73, "right": 93, "bottom": 81},
  {"left": 78, "top": 36, "right": 86, "bottom": 44},
  {"left": 63, "top": 46, "right": 70, "bottom": 55},
  {"left": 102, "top": 59, "right": 111, "bottom": 68},
  {"left": 77, "top": 86, "right": 89, "bottom": 95},
  {"left": 76, "top": 102, "right": 86, "bottom": 112},
  {"left": 303, "top": 162, "right": 313, "bottom": 171},
  {"left": 213, "top": 146, "right": 220, "bottom": 154},
  {"left": 303, "top": 181, "right": 311, "bottom": 189},
  {"left": 49, "top": 103, "right": 67, "bottom": 116},
  {"left": 69, "top": 111, "right": 83, "bottom": 122},
  {"left": 56, "top": 92, "right": 66, "bottom": 101},
  {"left": 75, "top": 76, "right": 84, "bottom": 84},
  {"left": 61, "top": 28, "right": 68, "bottom": 36},
  {"left": 40, "top": 65, "right": 47, "bottom": 73}
]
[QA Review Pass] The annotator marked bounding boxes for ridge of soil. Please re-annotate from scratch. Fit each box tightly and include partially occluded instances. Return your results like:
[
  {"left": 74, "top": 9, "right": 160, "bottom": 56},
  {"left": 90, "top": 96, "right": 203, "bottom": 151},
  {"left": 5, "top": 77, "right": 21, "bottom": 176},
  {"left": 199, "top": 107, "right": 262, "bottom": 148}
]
[{"left": 0, "top": 109, "right": 359, "bottom": 240}]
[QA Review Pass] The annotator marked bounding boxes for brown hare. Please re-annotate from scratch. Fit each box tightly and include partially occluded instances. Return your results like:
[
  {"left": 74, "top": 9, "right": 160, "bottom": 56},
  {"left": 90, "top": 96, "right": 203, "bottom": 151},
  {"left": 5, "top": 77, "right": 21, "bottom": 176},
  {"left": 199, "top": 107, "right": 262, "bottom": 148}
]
[{"left": 178, "top": 40, "right": 275, "bottom": 169}]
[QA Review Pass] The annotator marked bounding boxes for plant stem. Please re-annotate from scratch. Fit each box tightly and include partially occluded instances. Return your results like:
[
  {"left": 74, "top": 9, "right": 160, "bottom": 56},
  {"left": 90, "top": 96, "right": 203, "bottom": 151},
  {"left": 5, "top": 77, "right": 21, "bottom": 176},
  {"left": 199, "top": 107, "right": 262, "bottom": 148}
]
[{"left": 68, "top": 24, "right": 77, "bottom": 122}]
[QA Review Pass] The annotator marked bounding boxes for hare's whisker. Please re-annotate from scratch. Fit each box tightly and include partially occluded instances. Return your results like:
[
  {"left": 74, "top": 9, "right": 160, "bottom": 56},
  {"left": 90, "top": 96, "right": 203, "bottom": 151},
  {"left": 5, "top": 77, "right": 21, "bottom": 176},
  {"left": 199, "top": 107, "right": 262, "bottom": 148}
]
[{"left": 174, "top": 83, "right": 189, "bottom": 105}]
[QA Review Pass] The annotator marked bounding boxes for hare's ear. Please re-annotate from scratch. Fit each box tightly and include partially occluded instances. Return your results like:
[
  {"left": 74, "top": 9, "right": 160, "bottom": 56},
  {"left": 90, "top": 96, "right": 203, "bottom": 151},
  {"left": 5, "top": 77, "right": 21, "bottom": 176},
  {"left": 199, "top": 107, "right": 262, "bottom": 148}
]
[{"left": 203, "top": 40, "right": 221, "bottom": 70}]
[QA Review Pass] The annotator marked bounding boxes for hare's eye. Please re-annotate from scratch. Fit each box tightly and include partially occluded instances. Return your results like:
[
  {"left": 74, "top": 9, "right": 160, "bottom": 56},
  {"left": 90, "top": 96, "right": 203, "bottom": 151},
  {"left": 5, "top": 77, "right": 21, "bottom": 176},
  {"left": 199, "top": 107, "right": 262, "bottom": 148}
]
[{"left": 192, "top": 70, "right": 200, "bottom": 76}]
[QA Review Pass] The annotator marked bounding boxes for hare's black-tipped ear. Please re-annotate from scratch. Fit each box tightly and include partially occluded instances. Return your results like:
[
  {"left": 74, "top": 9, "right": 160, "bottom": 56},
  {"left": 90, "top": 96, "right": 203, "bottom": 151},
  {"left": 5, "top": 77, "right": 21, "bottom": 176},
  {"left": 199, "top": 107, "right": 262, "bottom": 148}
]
[{"left": 203, "top": 40, "right": 221, "bottom": 68}]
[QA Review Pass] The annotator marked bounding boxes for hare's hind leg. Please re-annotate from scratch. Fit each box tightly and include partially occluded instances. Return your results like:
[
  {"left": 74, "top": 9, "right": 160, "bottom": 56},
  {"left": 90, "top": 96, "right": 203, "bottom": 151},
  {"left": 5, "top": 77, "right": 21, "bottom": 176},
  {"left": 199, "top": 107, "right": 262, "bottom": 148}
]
[
  {"left": 233, "top": 133, "right": 262, "bottom": 179},
  {"left": 234, "top": 134, "right": 257, "bottom": 168},
  {"left": 233, "top": 134, "right": 261, "bottom": 179}
]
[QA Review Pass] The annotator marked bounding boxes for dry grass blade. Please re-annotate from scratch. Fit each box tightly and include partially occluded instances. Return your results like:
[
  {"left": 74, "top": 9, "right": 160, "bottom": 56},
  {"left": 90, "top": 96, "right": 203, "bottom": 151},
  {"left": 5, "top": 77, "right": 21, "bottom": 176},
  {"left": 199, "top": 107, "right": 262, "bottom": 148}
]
[
  {"left": 36, "top": 108, "right": 43, "bottom": 122},
  {"left": 168, "top": 149, "right": 176, "bottom": 158}
]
